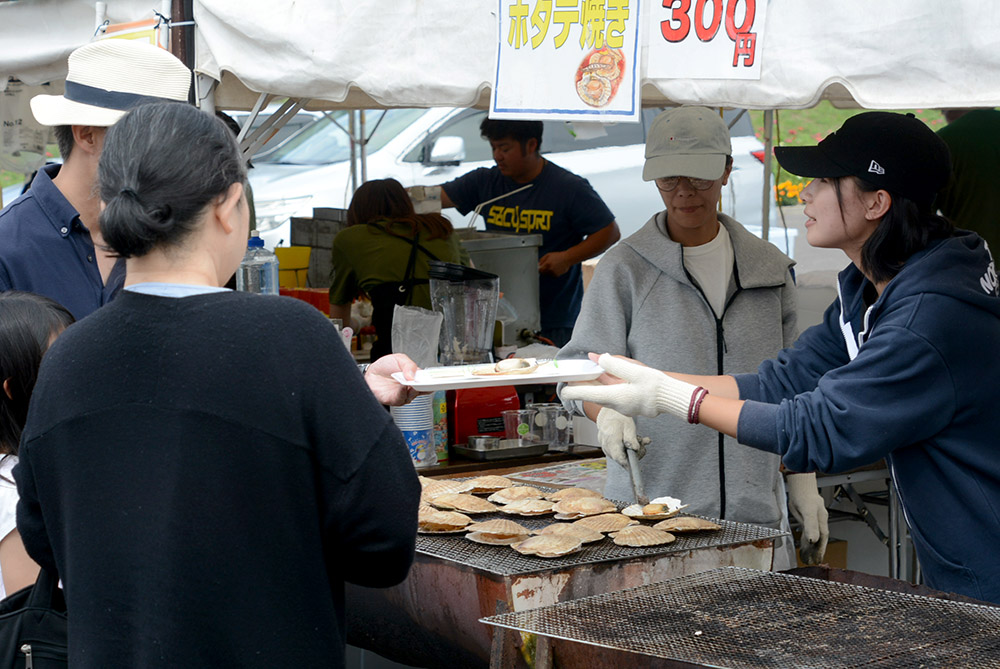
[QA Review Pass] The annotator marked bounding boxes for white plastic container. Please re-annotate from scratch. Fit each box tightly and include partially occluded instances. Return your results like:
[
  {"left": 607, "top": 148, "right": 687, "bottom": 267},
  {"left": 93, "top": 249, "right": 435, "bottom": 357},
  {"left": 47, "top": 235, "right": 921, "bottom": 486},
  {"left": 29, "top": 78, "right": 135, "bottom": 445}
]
[{"left": 236, "top": 231, "right": 279, "bottom": 295}]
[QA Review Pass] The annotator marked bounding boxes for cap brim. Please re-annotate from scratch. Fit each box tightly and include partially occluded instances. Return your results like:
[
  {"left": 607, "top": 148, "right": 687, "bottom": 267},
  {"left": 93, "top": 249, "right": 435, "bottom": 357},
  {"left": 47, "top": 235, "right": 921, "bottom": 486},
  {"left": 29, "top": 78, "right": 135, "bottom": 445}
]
[
  {"left": 30, "top": 95, "right": 126, "bottom": 128},
  {"left": 642, "top": 154, "right": 725, "bottom": 181},
  {"left": 774, "top": 145, "right": 852, "bottom": 179}
]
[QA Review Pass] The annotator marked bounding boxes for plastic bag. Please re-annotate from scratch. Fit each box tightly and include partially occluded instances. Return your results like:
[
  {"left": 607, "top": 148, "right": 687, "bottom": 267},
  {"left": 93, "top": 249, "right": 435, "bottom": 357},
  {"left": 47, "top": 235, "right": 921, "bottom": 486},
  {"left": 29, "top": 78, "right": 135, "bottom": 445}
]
[{"left": 392, "top": 305, "right": 443, "bottom": 368}]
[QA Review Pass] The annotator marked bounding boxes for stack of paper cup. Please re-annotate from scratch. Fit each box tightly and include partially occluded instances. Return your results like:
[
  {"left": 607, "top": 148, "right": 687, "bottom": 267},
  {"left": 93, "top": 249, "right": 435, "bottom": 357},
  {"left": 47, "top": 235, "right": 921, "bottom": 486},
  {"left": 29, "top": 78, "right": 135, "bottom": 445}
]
[{"left": 390, "top": 394, "right": 437, "bottom": 468}]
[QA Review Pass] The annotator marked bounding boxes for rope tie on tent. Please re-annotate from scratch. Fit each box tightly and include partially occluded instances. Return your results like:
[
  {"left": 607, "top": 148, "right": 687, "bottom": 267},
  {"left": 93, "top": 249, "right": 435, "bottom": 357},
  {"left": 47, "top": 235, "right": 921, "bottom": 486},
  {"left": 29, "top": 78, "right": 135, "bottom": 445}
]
[{"left": 153, "top": 12, "right": 196, "bottom": 30}]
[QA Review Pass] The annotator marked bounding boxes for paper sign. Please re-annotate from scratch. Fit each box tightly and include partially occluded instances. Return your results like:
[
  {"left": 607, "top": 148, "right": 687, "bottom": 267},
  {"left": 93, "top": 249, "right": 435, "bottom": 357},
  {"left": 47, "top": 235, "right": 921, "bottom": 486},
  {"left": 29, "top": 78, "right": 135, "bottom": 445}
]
[
  {"left": 648, "top": 0, "right": 767, "bottom": 80},
  {"left": 492, "top": 0, "right": 641, "bottom": 122},
  {"left": 0, "top": 80, "right": 48, "bottom": 175},
  {"left": 99, "top": 18, "right": 162, "bottom": 46}
]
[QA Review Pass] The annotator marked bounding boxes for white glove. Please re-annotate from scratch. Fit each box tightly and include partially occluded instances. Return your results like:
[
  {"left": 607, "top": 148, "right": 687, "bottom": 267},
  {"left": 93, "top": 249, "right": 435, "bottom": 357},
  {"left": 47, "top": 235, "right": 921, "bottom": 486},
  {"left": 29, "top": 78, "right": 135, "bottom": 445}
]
[
  {"left": 561, "top": 354, "right": 703, "bottom": 420},
  {"left": 786, "top": 472, "right": 829, "bottom": 565},
  {"left": 596, "top": 407, "right": 649, "bottom": 469}
]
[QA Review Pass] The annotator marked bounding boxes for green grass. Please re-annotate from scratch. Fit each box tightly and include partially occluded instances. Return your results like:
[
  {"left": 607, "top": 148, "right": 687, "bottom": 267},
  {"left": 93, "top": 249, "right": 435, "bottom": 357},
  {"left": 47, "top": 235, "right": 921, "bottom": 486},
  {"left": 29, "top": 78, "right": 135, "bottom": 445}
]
[
  {"left": 749, "top": 102, "right": 946, "bottom": 203},
  {"left": 1, "top": 144, "right": 59, "bottom": 196},
  {"left": 1, "top": 171, "right": 22, "bottom": 188}
]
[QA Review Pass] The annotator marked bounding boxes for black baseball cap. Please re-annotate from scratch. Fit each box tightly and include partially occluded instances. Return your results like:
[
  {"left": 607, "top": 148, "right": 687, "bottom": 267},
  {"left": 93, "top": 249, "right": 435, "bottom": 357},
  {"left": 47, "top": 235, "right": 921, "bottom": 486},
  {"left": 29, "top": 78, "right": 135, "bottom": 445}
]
[{"left": 774, "top": 112, "right": 951, "bottom": 208}]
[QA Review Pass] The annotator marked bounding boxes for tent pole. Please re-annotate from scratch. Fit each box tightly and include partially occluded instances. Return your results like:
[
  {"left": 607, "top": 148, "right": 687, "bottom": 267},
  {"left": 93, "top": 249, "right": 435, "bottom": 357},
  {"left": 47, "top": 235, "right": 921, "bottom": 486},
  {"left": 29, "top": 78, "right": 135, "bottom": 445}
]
[
  {"left": 349, "top": 111, "right": 358, "bottom": 194},
  {"left": 761, "top": 109, "right": 774, "bottom": 242},
  {"left": 158, "top": 1, "right": 170, "bottom": 49},
  {"left": 95, "top": 3, "right": 107, "bottom": 32},
  {"left": 360, "top": 110, "right": 368, "bottom": 184}
]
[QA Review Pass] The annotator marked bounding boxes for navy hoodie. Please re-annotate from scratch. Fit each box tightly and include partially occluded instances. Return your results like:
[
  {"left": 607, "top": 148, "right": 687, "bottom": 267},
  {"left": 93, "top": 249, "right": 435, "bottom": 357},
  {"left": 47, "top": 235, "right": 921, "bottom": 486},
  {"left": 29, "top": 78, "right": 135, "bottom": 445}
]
[{"left": 735, "top": 230, "right": 1000, "bottom": 603}]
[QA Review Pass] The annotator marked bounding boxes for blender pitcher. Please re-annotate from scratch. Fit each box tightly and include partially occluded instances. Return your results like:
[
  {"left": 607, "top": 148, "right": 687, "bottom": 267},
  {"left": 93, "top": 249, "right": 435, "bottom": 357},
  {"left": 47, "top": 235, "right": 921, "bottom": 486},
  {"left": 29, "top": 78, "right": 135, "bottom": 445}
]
[{"left": 428, "top": 261, "right": 500, "bottom": 365}]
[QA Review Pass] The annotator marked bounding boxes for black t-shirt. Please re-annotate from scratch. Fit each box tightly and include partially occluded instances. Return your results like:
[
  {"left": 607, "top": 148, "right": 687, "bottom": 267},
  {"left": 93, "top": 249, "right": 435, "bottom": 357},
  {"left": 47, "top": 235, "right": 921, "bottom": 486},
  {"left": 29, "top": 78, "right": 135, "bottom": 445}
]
[{"left": 443, "top": 161, "right": 615, "bottom": 329}]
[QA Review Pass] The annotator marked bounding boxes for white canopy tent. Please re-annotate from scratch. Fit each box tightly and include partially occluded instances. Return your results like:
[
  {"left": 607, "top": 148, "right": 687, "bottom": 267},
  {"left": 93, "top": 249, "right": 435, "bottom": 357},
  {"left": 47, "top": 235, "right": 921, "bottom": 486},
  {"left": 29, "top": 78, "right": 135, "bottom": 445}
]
[
  {"left": 4, "top": 0, "right": 998, "bottom": 110},
  {"left": 3, "top": 0, "right": 999, "bottom": 219},
  {"left": 193, "top": 0, "right": 1000, "bottom": 111}
]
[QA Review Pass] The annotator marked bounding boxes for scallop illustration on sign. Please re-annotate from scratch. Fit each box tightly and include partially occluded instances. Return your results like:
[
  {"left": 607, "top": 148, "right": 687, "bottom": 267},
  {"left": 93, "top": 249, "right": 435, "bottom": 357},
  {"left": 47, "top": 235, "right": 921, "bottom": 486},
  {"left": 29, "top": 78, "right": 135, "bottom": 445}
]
[{"left": 575, "top": 47, "right": 625, "bottom": 108}]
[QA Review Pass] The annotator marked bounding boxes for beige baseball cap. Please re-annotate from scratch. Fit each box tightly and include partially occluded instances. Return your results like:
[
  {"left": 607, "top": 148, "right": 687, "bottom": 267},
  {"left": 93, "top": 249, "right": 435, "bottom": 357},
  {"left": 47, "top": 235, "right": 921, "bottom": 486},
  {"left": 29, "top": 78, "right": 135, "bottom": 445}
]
[
  {"left": 30, "top": 39, "right": 191, "bottom": 128},
  {"left": 642, "top": 107, "right": 732, "bottom": 181}
]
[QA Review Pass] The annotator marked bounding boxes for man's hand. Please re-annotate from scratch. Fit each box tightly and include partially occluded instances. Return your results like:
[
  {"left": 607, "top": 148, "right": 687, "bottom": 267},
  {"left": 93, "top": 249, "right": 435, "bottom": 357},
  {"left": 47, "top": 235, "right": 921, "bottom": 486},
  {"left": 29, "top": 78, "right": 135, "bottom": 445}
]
[
  {"left": 596, "top": 408, "right": 649, "bottom": 469},
  {"left": 538, "top": 251, "right": 573, "bottom": 277},
  {"left": 562, "top": 353, "right": 699, "bottom": 419},
  {"left": 365, "top": 353, "right": 422, "bottom": 406},
  {"left": 786, "top": 472, "right": 829, "bottom": 565}
]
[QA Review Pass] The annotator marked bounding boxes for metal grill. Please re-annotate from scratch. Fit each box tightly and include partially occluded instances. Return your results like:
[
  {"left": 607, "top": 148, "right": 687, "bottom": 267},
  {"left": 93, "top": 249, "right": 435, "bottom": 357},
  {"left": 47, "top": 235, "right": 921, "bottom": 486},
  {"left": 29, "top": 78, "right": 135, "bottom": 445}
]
[
  {"left": 417, "top": 488, "right": 784, "bottom": 575},
  {"left": 482, "top": 567, "right": 1000, "bottom": 668}
]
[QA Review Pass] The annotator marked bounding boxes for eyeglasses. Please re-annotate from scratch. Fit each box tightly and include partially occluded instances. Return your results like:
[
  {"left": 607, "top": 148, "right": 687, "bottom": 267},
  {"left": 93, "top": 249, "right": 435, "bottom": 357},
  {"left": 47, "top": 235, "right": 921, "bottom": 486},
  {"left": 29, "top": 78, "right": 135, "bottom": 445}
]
[{"left": 655, "top": 176, "right": 716, "bottom": 192}]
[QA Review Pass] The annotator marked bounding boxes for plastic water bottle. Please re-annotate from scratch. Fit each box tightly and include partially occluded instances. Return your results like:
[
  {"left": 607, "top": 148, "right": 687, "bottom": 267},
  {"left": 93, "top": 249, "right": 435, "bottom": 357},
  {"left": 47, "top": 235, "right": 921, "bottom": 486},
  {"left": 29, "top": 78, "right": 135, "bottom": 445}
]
[{"left": 236, "top": 231, "right": 279, "bottom": 294}]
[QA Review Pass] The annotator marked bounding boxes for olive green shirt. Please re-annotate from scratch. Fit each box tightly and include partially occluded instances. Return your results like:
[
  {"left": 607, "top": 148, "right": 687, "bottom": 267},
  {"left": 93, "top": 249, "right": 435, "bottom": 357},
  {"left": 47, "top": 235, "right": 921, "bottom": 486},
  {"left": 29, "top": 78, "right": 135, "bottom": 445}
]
[{"left": 329, "top": 220, "right": 468, "bottom": 307}]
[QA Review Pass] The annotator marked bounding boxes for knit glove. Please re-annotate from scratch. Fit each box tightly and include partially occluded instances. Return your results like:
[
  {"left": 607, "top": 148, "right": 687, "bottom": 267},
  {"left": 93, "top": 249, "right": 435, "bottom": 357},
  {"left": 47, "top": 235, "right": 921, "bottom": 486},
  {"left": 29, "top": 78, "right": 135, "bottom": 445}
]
[
  {"left": 596, "top": 408, "right": 650, "bottom": 469},
  {"left": 787, "top": 472, "right": 829, "bottom": 565},
  {"left": 562, "top": 354, "right": 705, "bottom": 420}
]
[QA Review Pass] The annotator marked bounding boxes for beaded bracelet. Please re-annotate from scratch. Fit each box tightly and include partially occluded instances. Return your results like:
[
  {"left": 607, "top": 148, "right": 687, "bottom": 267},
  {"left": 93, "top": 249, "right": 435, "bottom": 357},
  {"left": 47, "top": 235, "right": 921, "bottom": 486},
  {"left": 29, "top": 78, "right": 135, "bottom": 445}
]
[{"left": 687, "top": 386, "right": 709, "bottom": 424}]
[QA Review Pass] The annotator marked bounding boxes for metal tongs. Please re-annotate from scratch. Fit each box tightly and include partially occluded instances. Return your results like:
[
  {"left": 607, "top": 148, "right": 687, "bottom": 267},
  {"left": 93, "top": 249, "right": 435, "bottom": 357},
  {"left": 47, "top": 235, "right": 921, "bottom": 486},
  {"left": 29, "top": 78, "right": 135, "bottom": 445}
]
[{"left": 625, "top": 442, "right": 650, "bottom": 505}]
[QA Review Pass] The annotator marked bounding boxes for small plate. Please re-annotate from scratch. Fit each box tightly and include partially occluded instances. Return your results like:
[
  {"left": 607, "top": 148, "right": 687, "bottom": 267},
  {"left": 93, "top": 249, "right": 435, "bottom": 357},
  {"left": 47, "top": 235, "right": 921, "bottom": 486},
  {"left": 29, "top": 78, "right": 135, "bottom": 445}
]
[{"left": 392, "top": 359, "right": 602, "bottom": 391}]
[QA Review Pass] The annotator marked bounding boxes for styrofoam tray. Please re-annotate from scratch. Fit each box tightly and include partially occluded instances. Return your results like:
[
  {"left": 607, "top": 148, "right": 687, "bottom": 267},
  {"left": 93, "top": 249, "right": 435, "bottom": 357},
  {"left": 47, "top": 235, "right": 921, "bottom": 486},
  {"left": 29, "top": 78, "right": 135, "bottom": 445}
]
[{"left": 392, "top": 359, "right": 602, "bottom": 391}]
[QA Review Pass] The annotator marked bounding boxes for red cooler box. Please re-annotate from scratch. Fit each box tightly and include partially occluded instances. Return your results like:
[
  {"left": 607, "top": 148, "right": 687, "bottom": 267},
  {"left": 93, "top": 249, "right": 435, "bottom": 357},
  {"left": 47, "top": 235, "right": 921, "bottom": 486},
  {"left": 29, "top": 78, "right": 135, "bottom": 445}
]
[{"left": 447, "top": 386, "right": 519, "bottom": 448}]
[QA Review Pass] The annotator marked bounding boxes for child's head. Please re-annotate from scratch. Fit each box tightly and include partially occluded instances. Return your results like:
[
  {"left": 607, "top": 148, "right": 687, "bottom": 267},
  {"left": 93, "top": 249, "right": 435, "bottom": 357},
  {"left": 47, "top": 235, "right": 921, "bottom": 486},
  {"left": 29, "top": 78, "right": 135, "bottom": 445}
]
[{"left": 0, "top": 292, "right": 75, "bottom": 454}]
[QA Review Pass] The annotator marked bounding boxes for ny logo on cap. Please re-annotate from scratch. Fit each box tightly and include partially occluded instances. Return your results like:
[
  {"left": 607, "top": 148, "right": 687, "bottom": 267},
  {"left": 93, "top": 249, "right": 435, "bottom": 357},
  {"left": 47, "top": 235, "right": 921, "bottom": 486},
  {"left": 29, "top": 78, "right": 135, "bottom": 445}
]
[{"left": 868, "top": 160, "right": 885, "bottom": 175}]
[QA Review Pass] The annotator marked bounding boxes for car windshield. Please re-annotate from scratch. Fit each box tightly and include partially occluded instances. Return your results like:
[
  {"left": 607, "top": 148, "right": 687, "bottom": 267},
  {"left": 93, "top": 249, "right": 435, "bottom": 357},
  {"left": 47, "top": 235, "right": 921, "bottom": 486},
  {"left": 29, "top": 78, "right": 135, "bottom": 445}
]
[{"left": 260, "top": 108, "right": 427, "bottom": 165}]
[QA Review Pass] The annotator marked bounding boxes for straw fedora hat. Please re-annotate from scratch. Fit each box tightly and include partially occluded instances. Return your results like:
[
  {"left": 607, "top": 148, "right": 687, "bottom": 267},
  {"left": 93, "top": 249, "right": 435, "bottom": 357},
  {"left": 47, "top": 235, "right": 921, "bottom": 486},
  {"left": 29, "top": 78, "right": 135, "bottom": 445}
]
[{"left": 30, "top": 39, "right": 191, "bottom": 127}]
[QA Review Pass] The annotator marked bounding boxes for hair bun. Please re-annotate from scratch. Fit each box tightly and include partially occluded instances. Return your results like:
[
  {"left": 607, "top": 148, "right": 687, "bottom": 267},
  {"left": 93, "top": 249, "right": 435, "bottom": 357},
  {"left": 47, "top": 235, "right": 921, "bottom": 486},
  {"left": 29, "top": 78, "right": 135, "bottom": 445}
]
[{"left": 120, "top": 187, "right": 140, "bottom": 199}]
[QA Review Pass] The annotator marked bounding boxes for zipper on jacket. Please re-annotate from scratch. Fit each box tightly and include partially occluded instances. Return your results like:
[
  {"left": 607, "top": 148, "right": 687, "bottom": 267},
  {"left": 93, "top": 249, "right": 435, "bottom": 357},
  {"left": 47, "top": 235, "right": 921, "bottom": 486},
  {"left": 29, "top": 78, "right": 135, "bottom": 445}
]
[
  {"left": 716, "top": 313, "right": 728, "bottom": 519},
  {"left": 19, "top": 641, "right": 66, "bottom": 668},
  {"left": 685, "top": 261, "right": 743, "bottom": 521}
]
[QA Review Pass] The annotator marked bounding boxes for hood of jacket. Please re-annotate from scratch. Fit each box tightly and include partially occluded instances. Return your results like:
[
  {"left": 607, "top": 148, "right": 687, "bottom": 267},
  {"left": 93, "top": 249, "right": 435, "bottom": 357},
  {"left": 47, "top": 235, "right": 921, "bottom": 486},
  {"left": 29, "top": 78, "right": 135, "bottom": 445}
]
[
  {"left": 839, "top": 230, "right": 1000, "bottom": 351},
  {"left": 622, "top": 211, "right": 795, "bottom": 291}
]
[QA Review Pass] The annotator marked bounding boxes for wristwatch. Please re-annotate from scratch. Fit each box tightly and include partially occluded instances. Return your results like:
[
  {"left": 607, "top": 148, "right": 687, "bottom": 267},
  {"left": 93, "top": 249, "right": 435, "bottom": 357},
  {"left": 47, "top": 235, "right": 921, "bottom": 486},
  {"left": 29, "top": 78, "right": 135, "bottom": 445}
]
[{"left": 357, "top": 363, "right": 370, "bottom": 376}]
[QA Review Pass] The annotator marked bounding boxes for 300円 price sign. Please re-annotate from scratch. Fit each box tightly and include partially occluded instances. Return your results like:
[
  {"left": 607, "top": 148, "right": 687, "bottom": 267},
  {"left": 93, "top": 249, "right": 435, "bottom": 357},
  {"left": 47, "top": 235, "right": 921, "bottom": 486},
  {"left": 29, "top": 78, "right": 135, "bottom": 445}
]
[{"left": 649, "top": 0, "right": 767, "bottom": 80}]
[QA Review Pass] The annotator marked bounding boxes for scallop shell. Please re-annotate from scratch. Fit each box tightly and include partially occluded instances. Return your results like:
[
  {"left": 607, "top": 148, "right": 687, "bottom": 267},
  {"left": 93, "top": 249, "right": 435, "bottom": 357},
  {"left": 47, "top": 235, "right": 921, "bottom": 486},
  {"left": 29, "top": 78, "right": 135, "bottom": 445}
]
[
  {"left": 487, "top": 486, "right": 545, "bottom": 504},
  {"left": 571, "top": 513, "right": 639, "bottom": 534},
  {"left": 552, "top": 496, "right": 617, "bottom": 518},
  {"left": 422, "top": 479, "right": 475, "bottom": 499},
  {"left": 621, "top": 503, "right": 689, "bottom": 521},
  {"left": 545, "top": 487, "right": 603, "bottom": 502},
  {"left": 466, "top": 519, "right": 531, "bottom": 536},
  {"left": 611, "top": 525, "right": 677, "bottom": 547},
  {"left": 466, "top": 475, "right": 514, "bottom": 494},
  {"left": 430, "top": 493, "right": 500, "bottom": 514},
  {"left": 653, "top": 516, "right": 722, "bottom": 533},
  {"left": 511, "top": 534, "right": 583, "bottom": 558},
  {"left": 466, "top": 531, "right": 531, "bottom": 546},
  {"left": 418, "top": 476, "right": 432, "bottom": 488},
  {"left": 500, "top": 498, "right": 555, "bottom": 516},
  {"left": 535, "top": 523, "right": 604, "bottom": 544},
  {"left": 418, "top": 509, "right": 472, "bottom": 533},
  {"left": 471, "top": 358, "right": 538, "bottom": 376}
]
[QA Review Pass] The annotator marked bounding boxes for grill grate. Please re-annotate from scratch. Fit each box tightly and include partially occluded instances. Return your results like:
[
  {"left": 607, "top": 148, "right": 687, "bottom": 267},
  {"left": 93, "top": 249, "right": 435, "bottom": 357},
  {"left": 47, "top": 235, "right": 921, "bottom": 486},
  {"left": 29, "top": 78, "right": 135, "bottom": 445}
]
[
  {"left": 417, "top": 486, "right": 784, "bottom": 575},
  {"left": 482, "top": 567, "right": 1000, "bottom": 667}
]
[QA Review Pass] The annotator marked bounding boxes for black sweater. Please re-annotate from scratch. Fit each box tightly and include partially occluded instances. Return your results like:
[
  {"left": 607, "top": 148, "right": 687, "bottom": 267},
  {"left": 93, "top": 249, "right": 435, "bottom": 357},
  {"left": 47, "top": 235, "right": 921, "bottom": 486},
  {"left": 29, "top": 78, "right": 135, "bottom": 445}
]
[{"left": 15, "top": 290, "right": 420, "bottom": 668}]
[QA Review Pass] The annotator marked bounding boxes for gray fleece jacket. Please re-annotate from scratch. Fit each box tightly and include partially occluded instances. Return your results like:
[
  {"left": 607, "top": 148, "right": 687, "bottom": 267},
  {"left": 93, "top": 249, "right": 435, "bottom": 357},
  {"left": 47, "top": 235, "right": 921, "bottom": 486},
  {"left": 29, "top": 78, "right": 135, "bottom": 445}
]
[{"left": 559, "top": 212, "right": 796, "bottom": 528}]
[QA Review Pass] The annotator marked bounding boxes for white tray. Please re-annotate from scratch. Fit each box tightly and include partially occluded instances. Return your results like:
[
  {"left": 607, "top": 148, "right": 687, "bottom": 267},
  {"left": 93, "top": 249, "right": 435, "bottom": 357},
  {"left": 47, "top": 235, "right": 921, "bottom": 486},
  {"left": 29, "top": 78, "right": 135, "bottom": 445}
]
[{"left": 392, "top": 359, "right": 603, "bottom": 391}]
